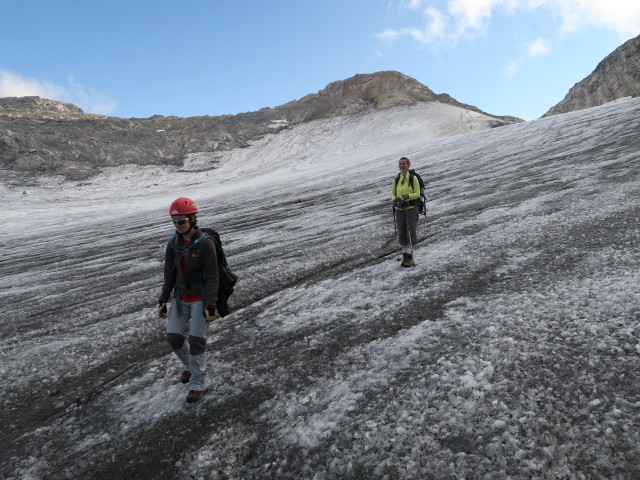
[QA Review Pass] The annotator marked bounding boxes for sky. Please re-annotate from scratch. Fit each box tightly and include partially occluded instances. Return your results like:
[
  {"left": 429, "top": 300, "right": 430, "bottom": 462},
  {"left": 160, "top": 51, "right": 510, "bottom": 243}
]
[{"left": 1, "top": 0, "right": 638, "bottom": 120}]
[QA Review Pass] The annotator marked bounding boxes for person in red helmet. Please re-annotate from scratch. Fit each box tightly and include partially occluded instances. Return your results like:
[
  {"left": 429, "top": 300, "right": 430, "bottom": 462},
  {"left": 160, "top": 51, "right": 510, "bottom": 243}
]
[{"left": 158, "top": 197, "right": 219, "bottom": 403}]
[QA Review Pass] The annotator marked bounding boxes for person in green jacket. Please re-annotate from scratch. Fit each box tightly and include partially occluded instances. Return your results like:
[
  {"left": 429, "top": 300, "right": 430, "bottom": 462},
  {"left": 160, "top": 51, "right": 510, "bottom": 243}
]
[{"left": 390, "top": 156, "right": 420, "bottom": 267}]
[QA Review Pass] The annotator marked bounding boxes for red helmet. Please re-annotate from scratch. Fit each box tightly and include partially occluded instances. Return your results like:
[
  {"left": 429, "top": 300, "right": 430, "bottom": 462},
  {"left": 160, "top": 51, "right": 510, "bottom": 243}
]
[{"left": 169, "top": 197, "right": 198, "bottom": 215}]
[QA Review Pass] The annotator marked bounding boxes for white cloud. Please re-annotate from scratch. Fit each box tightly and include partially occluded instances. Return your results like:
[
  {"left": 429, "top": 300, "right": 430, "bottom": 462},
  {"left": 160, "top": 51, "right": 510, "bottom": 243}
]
[
  {"left": 504, "top": 37, "right": 551, "bottom": 78},
  {"left": 505, "top": 59, "right": 519, "bottom": 77},
  {"left": 0, "top": 70, "right": 67, "bottom": 100},
  {"left": 423, "top": 5, "right": 449, "bottom": 39},
  {"left": 374, "top": 5, "right": 452, "bottom": 48},
  {"left": 374, "top": 28, "right": 402, "bottom": 44},
  {"left": 527, "top": 38, "right": 551, "bottom": 56},
  {"left": 0, "top": 70, "right": 117, "bottom": 115},
  {"left": 447, "top": 0, "right": 504, "bottom": 36},
  {"left": 401, "top": 6, "right": 448, "bottom": 45},
  {"left": 533, "top": 0, "right": 640, "bottom": 35},
  {"left": 376, "top": 0, "right": 640, "bottom": 49}
]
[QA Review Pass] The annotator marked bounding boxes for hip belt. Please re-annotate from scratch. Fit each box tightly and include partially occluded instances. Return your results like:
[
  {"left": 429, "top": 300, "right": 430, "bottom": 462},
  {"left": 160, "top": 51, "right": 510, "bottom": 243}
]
[
  {"left": 175, "top": 282, "right": 204, "bottom": 293},
  {"left": 394, "top": 199, "right": 417, "bottom": 209}
]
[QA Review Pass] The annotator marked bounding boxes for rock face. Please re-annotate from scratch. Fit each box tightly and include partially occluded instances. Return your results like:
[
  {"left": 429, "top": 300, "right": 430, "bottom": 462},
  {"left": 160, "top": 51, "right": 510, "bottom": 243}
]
[
  {"left": 544, "top": 34, "right": 640, "bottom": 116},
  {"left": 287, "top": 71, "right": 522, "bottom": 123},
  {"left": 0, "top": 96, "right": 98, "bottom": 119},
  {"left": 0, "top": 71, "right": 520, "bottom": 180}
]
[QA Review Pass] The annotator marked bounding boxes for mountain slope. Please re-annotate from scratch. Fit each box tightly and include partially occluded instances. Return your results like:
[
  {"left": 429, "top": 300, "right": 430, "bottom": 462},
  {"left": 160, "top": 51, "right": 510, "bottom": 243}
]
[
  {"left": 1, "top": 96, "right": 639, "bottom": 479},
  {"left": 545, "top": 33, "right": 640, "bottom": 116},
  {"left": 0, "top": 71, "right": 520, "bottom": 180}
]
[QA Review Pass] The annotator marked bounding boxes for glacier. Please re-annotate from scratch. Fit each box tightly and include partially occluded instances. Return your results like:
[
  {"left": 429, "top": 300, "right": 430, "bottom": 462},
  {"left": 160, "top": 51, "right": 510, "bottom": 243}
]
[{"left": 1, "top": 98, "right": 639, "bottom": 479}]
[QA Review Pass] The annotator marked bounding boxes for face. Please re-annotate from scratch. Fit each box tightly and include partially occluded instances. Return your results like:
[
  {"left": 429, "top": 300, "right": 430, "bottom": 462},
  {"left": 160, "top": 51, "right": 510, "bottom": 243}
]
[
  {"left": 398, "top": 158, "right": 409, "bottom": 173},
  {"left": 171, "top": 215, "right": 191, "bottom": 234}
]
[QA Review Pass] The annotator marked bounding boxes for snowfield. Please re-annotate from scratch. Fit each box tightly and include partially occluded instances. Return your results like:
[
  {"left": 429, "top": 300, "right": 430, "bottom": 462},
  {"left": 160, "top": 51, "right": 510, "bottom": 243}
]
[{"left": 1, "top": 99, "right": 639, "bottom": 479}]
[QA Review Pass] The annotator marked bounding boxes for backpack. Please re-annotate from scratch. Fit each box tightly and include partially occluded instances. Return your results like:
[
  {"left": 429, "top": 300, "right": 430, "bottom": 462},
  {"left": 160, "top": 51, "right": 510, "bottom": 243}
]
[
  {"left": 170, "top": 227, "right": 238, "bottom": 317},
  {"left": 394, "top": 169, "right": 426, "bottom": 217},
  {"left": 200, "top": 228, "right": 238, "bottom": 317}
]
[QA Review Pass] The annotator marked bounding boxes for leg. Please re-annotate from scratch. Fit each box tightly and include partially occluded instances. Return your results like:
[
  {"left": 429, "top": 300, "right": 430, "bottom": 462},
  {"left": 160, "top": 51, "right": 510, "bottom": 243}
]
[
  {"left": 186, "top": 301, "right": 207, "bottom": 391},
  {"left": 395, "top": 209, "right": 408, "bottom": 248},
  {"left": 166, "top": 299, "right": 190, "bottom": 367},
  {"left": 404, "top": 208, "right": 419, "bottom": 267},
  {"left": 407, "top": 207, "right": 419, "bottom": 248}
]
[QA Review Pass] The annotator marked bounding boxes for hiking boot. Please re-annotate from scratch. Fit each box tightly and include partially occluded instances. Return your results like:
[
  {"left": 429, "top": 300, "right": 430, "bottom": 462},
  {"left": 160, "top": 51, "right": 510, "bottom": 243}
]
[
  {"left": 400, "top": 252, "right": 409, "bottom": 267},
  {"left": 180, "top": 370, "right": 192, "bottom": 384},
  {"left": 186, "top": 390, "right": 205, "bottom": 403},
  {"left": 402, "top": 253, "right": 415, "bottom": 268}
]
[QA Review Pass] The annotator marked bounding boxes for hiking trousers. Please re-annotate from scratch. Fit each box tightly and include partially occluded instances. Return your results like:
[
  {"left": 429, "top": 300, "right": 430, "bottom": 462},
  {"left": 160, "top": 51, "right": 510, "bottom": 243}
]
[
  {"left": 395, "top": 207, "right": 419, "bottom": 248},
  {"left": 166, "top": 299, "right": 207, "bottom": 391}
]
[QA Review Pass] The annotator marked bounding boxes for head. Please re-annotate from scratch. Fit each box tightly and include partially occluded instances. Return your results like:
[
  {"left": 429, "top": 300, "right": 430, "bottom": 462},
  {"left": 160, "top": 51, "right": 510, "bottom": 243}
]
[
  {"left": 398, "top": 157, "right": 410, "bottom": 173},
  {"left": 169, "top": 197, "right": 198, "bottom": 235}
]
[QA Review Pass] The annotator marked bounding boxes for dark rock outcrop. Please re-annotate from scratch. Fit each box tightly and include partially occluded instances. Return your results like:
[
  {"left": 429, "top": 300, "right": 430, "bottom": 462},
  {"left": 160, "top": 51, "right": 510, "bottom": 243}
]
[
  {"left": 544, "top": 34, "right": 640, "bottom": 116},
  {"left": 0, "top": 96, "right": 93, "bottom": 119},
  {"left": 0, "top": 71, "right": 520, "bottom": 180}
]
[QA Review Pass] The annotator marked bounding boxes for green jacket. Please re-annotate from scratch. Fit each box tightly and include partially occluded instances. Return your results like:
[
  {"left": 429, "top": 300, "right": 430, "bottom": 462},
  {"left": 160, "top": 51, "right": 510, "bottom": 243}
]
[{"left": 391, "top": 172, "right": 420, "bottom": 210}]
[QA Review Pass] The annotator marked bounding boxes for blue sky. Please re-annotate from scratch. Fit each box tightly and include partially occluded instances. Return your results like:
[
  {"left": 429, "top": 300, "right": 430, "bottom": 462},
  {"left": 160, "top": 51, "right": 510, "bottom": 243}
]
[{"left": 1, "top": 0, "right": 638, "bottom": 120}]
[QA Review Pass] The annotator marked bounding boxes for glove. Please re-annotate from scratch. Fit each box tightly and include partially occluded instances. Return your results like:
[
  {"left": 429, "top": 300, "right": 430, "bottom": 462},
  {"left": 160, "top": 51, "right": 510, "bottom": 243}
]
[
  {"left": 204, "top": 306, "right": 218, "bottom": 323},
  {"left": 157, "top": 301, "right": 168, "bottom": 318}
]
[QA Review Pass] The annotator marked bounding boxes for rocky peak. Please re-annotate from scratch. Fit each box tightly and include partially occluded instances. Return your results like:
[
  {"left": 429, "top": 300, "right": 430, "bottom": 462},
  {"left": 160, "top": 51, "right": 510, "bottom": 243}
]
[
  {"left": 316, "top": 71, "right": 438, "bottom": 109},
  {"left": 276, "top": 71, "right": 519, "bottom": 123},
  {"left": 271, "top": 71, "right": 436, "bottom": 122},
  {"left": 0, "top": 96, "right": 102, "bottom": 119},
  {"left": 544, "top": 34, "right": 640, "bottom": 116}
]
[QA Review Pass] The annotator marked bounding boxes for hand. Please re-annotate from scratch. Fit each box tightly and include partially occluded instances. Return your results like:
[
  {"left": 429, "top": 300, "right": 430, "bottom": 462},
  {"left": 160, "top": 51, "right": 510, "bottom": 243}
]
[
  {"left": 393, "top": 196, "right": 402, "bottom": 203},
  {"left": 402, "top": 194, "right": 409, "bottom": 200},
  {"left": 204, "top": 306, "right": 218, "bottom": 323},
  {"left": 158, "top": 301, "right": 167, "bottom": 319}
]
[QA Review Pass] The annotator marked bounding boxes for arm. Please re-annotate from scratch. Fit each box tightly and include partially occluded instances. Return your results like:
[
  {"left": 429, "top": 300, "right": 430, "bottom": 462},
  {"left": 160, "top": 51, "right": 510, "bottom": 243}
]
[
  {"left": 406, "top": 175, "right": 420, "bottom": 201},
  {"left": 159, "top": 242, "right": 177, "bottom": 303},
  {"left": 202, "top": 237, "right": 219, "bottom": 309}
]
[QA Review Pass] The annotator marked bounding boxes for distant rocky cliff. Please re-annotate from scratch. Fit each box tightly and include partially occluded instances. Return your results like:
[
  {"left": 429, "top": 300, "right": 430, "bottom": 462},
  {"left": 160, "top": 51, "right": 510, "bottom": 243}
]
[
  {"left": 0, "top": 71, "right": 520, "bottom": 180},
  {"left": 544, "top": 34, "right": 640, "bottom": 116}
]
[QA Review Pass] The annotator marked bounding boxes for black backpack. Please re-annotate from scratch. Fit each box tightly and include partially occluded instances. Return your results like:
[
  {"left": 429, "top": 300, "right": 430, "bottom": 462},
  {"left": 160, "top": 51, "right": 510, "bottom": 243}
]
[
  {"left": 200, "top": 228, "right": 238, "bottom": 317},
  {"left": 170, "top": 227, "right": 238, "bottom": 317},
  {"left": 394, "top": 169, "right": 426, "bottom": 217}
]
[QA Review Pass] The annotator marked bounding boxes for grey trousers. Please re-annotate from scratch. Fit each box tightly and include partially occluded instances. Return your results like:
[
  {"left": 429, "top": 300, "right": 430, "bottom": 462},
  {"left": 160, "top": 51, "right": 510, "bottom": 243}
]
[
  {"left": 395, "top": 207, "right": 418, "bottom": 249},
  {"left": 166, "top": 299, "right": 207, "bottom": 390}
]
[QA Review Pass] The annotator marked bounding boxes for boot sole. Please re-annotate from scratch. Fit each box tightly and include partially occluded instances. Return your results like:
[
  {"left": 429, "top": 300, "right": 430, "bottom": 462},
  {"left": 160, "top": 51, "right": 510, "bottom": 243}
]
[{"left": 186, "top": 390, "right": 206, "bottom": 403}]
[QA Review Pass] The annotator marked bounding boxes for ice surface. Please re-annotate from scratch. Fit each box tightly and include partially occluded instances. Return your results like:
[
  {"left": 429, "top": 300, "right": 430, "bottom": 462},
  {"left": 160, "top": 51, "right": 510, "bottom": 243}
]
[{"left": 1, "top": 99, "right": 639, "bottom": 479}]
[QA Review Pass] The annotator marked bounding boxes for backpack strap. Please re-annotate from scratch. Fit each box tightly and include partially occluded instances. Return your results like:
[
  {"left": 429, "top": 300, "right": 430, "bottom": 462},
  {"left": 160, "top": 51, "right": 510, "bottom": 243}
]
[
  {"left": 395, "top": 171, "right": 416, "bottom": 191},
  {"left": 169, "top": 232, "right": 212, "bottom": 297},
  {"left": 169, "top": 232, "right": 207, "bottom": 254}
]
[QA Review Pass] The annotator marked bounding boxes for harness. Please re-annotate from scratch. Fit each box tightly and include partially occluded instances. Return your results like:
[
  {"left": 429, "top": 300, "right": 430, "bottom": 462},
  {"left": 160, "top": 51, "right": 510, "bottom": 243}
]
[{"left": 170, "top": 232, "right": 208, "bottom": 297}]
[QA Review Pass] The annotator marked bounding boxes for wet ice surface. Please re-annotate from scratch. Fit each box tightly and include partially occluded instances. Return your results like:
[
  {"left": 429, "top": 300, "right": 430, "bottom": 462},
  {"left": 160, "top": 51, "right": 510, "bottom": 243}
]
[{"left": 1, "top": 100, "right": 639, "bottom": 479}]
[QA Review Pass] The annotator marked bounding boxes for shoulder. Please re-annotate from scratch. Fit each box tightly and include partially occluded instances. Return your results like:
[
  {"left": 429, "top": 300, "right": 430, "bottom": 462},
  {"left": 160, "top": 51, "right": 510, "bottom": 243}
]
[
  {"left": 195, "top": 231, "right": 217, "bottom": 253},
  {"left": 193, "top": 230, "right": 212, "bottom": 243}
]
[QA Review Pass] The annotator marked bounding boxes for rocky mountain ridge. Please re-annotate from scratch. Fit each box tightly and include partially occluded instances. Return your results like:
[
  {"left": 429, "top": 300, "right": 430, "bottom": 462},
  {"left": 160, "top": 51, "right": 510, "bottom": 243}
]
[
  {"left": 545, "top": 33, "right": 640, "bottom": 116},
  {"left": 0, "top": 71, "right": 520, "bottom": 180},
  {"left": 0, "top": 96, "right": 104, "bottom": 120}
]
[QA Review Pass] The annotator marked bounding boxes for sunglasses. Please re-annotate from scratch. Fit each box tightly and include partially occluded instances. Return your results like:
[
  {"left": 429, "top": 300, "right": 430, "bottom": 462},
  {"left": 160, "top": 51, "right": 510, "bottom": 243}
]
[{"left": 172, "top": 218, "right": 189, "bottom": 225}]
